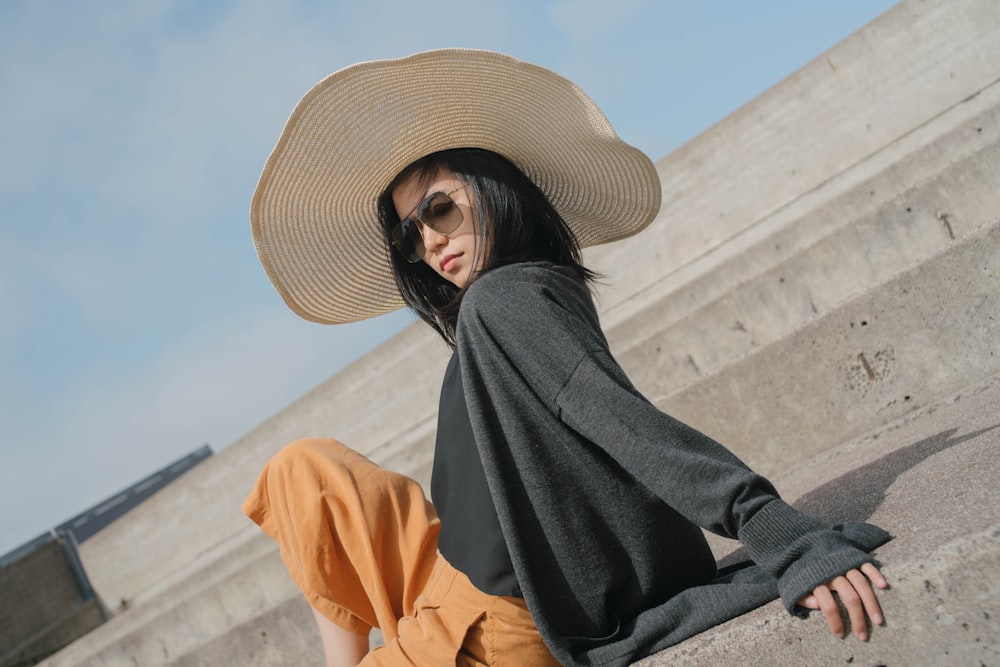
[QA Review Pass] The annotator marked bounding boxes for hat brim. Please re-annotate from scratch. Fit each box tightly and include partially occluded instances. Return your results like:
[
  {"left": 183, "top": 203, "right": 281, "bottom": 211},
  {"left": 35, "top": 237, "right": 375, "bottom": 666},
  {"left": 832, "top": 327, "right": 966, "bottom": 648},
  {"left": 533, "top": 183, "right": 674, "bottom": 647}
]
[{"left": 251, "top": 48, "right": 662, "bottom": 324}]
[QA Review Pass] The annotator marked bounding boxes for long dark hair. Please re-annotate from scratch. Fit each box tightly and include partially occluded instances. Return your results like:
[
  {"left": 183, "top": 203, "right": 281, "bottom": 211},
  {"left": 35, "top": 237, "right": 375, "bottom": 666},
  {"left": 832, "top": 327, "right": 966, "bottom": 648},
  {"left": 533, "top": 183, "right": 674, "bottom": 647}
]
[{"left": 377, "top": 148, "right": 596, "bottom": 346}]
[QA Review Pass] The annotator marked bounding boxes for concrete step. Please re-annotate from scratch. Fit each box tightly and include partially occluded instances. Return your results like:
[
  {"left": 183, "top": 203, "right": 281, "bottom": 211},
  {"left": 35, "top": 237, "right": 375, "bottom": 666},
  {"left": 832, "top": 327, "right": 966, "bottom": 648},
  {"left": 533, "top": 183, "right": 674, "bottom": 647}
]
[
  {"left": 0, "top": 598, "right": 106, "bottom": 667},
  {"left": 640, "top": 373, "right": 1000, "bottom": 666},
  {"left": 653, "top": 218, "right": 999, "bottom": 481},
  {"left": 363, "top": 4, "right": 1000, "bottom": 494},
  {"left": 165, "top": 597, "right": 323, "bottom": 667},
  {"left": 40, "top": 541, "right": 297, "bottom": 667},
  {"left": 610, "top": 76, "right": 1000, "bottom": 395}
]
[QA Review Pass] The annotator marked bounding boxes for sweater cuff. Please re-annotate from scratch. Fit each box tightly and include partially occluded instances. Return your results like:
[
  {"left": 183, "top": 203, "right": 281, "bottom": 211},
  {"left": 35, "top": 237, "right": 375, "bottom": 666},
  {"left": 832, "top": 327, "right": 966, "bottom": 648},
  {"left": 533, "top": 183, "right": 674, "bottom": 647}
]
[
  {"left": 738, "top": 499, "right": 891, "bottom": 615},
  {"left": 737, "top": 499, "right": 828, "bottom": 573}
]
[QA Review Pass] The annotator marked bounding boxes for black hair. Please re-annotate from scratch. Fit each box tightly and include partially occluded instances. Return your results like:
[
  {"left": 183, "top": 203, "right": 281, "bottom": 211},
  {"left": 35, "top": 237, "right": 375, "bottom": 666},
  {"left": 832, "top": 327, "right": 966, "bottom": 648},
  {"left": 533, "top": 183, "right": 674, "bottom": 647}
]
[{"left": 377, "top": 148, "right": 596, "bottom": 346}]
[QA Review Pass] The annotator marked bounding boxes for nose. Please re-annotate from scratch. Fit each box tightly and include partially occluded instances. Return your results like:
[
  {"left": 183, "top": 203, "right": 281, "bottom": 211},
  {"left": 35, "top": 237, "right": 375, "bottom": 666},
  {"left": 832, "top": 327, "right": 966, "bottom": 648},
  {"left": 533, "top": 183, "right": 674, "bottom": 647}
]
[{"left": 419, "top": 222, "right": 448, "bottom": 256}]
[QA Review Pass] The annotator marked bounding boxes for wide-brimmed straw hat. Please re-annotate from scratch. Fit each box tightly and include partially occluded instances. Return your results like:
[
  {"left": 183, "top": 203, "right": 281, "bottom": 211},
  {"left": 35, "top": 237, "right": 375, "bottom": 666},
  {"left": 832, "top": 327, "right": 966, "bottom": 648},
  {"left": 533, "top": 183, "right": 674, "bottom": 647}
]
[{"left": 251, "top": 48, "right": 662, "bottom": 324}]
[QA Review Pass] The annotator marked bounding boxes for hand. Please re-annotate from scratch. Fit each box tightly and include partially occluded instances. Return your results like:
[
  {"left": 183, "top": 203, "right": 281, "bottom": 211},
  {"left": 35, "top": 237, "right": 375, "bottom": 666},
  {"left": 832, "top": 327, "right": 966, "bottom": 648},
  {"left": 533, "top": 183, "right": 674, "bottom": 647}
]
[{"left": 797, "top": 562, "right": 888, "bottom": 640}]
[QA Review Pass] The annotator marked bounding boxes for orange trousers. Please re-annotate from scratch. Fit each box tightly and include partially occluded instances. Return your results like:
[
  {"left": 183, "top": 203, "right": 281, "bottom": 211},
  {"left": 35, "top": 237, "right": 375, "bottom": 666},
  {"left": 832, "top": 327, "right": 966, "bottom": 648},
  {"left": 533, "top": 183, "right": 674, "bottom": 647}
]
[{"left": 243, "top": 438, "right": 560, "bottom": 666}]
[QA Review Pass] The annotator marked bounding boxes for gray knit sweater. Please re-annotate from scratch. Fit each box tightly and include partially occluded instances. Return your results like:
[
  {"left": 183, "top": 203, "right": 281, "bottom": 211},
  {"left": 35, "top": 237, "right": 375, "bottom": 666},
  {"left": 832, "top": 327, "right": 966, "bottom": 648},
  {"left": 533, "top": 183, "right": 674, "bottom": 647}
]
[{"left": 454, "top": 261, "right": 889, "bottom": 666}]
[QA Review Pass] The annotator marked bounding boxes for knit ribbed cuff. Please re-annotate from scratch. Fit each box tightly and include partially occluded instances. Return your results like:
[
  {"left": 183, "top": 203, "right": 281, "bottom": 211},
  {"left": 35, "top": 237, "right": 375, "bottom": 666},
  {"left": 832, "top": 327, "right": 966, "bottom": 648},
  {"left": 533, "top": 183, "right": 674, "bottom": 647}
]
[
  {"left": 738, "top": 499, "right": 891, "bottom": 615},
  {"left": 737, "top": 499, "right": 828, "bottom": 574}
]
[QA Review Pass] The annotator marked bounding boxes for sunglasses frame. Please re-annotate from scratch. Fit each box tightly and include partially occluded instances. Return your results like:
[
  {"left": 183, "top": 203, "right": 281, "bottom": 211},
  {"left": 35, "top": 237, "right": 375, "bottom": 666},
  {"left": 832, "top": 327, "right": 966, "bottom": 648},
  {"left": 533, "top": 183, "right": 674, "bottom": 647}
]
[{"left": 390, "top": 183, "right": 471, "bottom": 263}]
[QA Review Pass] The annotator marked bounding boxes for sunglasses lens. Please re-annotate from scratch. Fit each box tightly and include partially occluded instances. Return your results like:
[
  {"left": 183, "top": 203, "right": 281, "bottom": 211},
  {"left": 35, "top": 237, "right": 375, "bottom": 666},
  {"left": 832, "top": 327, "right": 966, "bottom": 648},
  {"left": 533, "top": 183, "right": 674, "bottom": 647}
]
[
  {"left": 391, "top": 218, "right": 424, "bottom": 263},
  {"left": 419, "top": 193, "right": 464, "bottom": 235},
  {"left": 390, "top": 189, "right": 466, "bottom": 263}
]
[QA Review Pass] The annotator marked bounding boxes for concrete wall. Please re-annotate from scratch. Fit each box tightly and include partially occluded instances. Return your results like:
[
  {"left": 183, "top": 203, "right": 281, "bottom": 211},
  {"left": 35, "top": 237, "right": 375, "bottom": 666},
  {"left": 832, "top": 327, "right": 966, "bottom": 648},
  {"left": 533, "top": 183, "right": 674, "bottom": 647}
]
[
  {"left": 619, "top": 83, "right": 1000, "bottom": 476},
  {"left": 1, "top": 538, "right": 106, "bottom": 667}
]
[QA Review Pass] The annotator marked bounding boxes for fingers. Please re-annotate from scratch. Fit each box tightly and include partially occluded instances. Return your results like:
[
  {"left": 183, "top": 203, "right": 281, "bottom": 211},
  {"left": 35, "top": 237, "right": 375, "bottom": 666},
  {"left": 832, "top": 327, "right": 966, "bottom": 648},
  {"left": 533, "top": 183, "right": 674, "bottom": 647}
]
[
  {"left": 830, "top": 575, "right": 868, "bottom": 640},
  {"left": 861, "top": 562, "right": 889, "bottom": 589},
  {"left": 812, "top": 584, "right": 844, "bottom": 638},
  {"left": 808, "top": 565, "right": 888, "bottom": 641},
  {"left": 798, "top": 594, "right": 819, "bottom": 609},
  {"left": 847, "top": 568, "right": 884, "bottom": 627}
]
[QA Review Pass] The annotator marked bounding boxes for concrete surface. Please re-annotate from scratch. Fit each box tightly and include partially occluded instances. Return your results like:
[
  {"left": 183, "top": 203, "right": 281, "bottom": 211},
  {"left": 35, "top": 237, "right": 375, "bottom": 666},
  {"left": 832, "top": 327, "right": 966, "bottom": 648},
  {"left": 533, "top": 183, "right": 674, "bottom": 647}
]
[
  {"left": 166, "top": 598, "right": 322, "bottom": 667},
  {"left": 640, "top": 374, "right": 1000, "bottom": 666},
  {"left": 658, "top": 219, "right": 999, "bottom": 480},
  {"left": 610, "top": 76, "right": 1000, "bottom": 392},
  {"left": 39, "top": 535, "right": 294, "bottom": 667},
  {"left": 1, "top": 538, "right": 107, "bottom": 667},
  {"left": 2, "top": 601, "right": 107, "bottom": 667}
]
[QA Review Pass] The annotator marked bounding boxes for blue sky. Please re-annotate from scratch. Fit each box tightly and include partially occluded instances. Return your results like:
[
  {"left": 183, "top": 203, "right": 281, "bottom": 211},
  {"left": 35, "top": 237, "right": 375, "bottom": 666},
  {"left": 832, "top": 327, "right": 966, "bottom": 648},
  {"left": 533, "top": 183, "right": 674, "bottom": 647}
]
[{"left": 0, "top": 0, "right": 897, "bottom": 556}]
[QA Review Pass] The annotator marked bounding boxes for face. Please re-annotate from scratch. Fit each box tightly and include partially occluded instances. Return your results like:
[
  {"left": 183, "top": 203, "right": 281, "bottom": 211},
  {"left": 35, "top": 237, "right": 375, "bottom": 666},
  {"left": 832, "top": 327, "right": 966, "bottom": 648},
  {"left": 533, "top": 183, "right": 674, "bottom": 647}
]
[{"left": 391, "top": 168, "right": 483, "bottom": 289}]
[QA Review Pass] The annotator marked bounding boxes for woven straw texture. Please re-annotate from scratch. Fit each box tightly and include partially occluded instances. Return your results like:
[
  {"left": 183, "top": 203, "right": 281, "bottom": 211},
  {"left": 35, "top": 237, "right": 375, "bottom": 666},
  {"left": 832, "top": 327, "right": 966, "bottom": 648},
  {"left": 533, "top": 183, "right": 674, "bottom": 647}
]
[{"left": 251, "top": 48, "right": 662, "bottom": 324}]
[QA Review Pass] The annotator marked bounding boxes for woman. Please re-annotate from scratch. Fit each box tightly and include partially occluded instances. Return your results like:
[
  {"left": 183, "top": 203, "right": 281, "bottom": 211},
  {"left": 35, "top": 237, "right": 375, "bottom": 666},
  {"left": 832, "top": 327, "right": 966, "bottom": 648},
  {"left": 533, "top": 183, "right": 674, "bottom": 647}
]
[{"left": 245, "top": 49, "right": 890, "bottom": 666}]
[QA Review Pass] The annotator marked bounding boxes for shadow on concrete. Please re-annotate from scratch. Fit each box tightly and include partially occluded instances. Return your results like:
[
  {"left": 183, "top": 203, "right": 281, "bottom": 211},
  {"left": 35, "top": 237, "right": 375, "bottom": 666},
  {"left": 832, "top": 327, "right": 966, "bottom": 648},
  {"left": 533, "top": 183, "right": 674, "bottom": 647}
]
[
  {"left": 791, "top": 424, "right": 999, "bottom": 524},
  {"left": 717, "top": 423, "right": 1000, "bottom": 569}
]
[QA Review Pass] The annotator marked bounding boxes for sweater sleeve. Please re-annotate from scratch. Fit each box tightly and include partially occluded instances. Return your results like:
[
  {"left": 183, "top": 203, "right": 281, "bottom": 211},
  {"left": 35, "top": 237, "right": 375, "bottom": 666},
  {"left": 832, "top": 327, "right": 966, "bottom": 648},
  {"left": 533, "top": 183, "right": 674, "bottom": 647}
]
[
  {"left": 459, "top": 264, "right": 888, "bottom": 613},
  {"left": 461, "top": 266, "right": 779, "bottom": 536}
]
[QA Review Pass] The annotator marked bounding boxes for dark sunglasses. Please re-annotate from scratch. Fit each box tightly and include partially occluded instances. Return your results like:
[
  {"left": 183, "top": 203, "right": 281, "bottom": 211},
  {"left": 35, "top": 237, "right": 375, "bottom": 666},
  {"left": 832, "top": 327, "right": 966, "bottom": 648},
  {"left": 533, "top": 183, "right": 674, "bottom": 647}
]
[{"left": 390, "top": 184, "right": 470, "bottom": 263}]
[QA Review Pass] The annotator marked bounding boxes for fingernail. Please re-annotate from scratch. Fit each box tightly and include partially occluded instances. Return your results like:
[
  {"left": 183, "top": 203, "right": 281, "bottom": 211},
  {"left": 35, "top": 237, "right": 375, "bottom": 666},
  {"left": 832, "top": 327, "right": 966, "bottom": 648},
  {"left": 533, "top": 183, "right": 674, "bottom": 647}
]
[
  {"left": 873, "top": 613, "right": 883, "bottom": 624},
  {"left": 857, "top": 632, "right": 867, "bottom": 641}
]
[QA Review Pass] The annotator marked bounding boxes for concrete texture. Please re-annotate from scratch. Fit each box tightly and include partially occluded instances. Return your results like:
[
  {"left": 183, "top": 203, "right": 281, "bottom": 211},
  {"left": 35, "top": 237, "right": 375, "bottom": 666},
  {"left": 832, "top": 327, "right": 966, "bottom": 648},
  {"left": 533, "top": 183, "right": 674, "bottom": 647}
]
[
  {"left": 2, "top": 540, "right": 84, "bottom": 656},
  {"left": 39, "top": 0, "right": 1000, "bottom": 665},
  {"left": 640, "top": 374, "right": 1000, "bottom": 666},
  {"left": 39, "top": 534, "right": 295, "bottom": 667},
  {"left": 658, "top": 219, "right": 999, "bottom": 480},
  {"left": 1, "top": 538, "right": 107, "bottom": 667},
  {"left": 3, "top": 600, "right": 107, "bottom": 667},
  {"left": 166, "top": 599, "right": 322, "bottom": 667},
  {"left": 610, "top": 77, "right": 1000, "bottom": 391}
]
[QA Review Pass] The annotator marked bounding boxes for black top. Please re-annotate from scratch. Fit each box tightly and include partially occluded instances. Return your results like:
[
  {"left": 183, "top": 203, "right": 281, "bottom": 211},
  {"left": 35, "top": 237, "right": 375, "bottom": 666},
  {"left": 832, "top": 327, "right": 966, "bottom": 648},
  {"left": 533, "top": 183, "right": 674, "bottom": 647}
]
[{"left": 431, "top": 352, "right": 521, "bottom": 597}]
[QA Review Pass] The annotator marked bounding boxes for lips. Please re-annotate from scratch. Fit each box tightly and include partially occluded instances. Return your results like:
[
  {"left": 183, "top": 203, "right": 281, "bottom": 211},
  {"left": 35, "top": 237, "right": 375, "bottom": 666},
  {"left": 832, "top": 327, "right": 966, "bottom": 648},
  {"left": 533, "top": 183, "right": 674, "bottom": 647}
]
[{"left": 439, "top": 253, "right": 461, "bottom": 272}]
